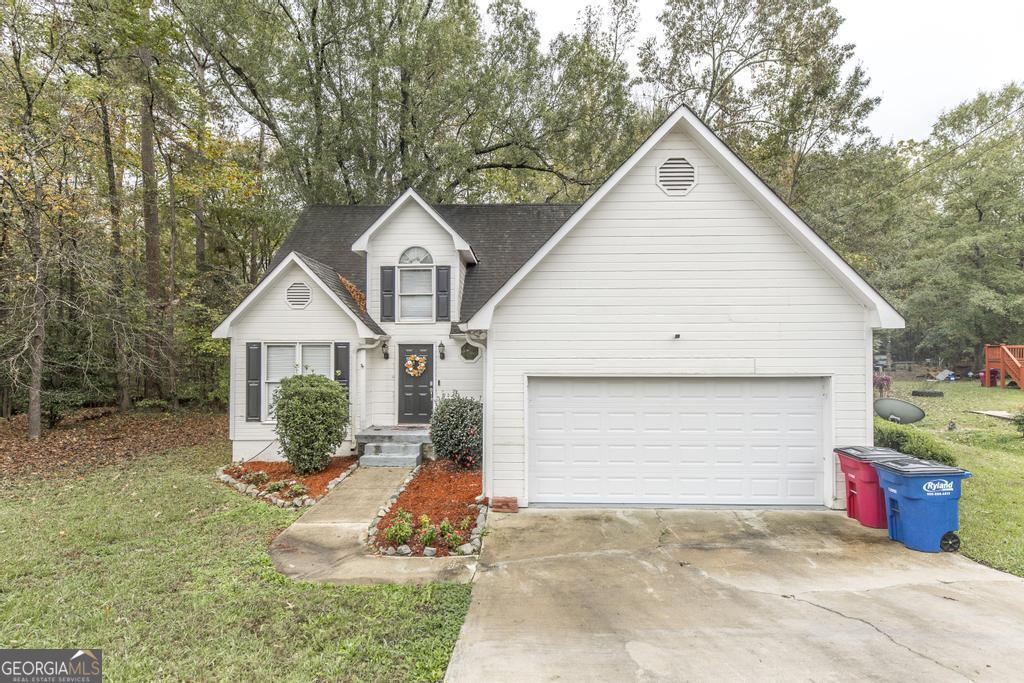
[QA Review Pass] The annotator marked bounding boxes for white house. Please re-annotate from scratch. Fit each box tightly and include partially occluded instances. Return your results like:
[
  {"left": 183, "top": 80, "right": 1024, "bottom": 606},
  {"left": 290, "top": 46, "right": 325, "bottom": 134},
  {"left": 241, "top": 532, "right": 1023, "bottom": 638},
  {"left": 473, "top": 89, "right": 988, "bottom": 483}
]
[{"left": 212, "top": 105, "right": 903, "bottom": 510}]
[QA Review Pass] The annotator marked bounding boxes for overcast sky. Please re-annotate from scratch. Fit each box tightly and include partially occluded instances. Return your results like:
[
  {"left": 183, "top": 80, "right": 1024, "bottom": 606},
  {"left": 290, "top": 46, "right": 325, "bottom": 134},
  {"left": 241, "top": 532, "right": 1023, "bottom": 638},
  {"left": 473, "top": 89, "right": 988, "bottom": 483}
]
[{"left": 496, "top": 0, "right": 1024, "bottom": 142}]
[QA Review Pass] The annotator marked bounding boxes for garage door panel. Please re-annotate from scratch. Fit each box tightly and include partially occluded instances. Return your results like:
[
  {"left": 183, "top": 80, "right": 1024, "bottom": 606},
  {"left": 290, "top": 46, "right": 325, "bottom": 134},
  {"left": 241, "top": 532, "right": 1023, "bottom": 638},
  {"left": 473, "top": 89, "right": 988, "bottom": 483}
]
[{"left": 528, "top": 377, "right": 825, "bottom": 505}]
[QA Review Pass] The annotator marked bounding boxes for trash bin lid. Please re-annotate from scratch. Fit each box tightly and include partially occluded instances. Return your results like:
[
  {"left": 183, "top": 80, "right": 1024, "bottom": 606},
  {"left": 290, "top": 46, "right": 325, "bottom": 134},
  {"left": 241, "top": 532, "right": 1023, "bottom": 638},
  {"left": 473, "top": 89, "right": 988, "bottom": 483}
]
[
  {"left": 835, "top": 446, "right": 905, "bottom": 461},
  {"left": 873, "top": 457, "right": 967, "bottom": 476}
]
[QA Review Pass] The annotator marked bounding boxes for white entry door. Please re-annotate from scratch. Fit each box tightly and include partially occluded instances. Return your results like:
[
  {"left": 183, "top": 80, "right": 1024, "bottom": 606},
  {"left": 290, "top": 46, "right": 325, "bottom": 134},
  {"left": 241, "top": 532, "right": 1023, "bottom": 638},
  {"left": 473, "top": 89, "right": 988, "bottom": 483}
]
[{"left": 527, "top": 377, "right": 826, "bottom": 505}]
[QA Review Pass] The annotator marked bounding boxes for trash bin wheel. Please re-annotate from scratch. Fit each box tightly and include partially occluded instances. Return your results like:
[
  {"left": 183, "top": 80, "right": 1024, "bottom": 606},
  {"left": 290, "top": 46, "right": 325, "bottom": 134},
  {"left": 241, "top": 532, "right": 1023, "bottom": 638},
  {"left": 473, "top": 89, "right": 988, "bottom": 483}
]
[{"left": 940, "top": 532, "right": 961, "bottom": 552}]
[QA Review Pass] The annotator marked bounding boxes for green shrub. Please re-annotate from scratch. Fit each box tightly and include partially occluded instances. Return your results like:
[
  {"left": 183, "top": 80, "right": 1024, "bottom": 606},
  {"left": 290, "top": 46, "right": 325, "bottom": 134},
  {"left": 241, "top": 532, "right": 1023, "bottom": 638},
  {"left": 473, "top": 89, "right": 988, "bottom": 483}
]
[
  {"left": 135, "top": 398, "right": 170, "bottom": 413},
  {"left": 873, "top": 417, "right": 957, "bottom": 466},
  {"left": 1012, "top": 412, "right": 1024, "bottom": 438},
  {"left": 43, "top": 390, "right": 87, "bottom": 428},
  {"left": 272, "top": 374, "right": 349, "bottom": 475},
  {"left": 289, "top": 482, "right": 308, "bottom": 497},
  {"left": 241, "top": 470, "right": 269, "bottom": 486},
  {"left": 383, "top": 509, "right": 413, "bottom": 545},
  {"left": 438, "top": 518, "right": 463, "bottom": 549},
  {"left": 266, "top": 480, "right": 286, "bottom": 493},
  {"left": 419, "top": 525, "right": 438, "bottom": 548},
  {"left": 430, "top": 392, "right": 483, "bottom": 469}
]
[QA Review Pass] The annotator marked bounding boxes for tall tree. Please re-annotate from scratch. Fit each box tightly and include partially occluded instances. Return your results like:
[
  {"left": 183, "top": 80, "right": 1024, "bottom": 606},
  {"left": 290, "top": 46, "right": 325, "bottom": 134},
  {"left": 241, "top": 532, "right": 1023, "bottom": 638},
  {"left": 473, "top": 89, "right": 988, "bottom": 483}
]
[
  {"left": 138, "top": 10, "right": 163, "bottom": 398},
  {"left": 639, "top": 0, "right": 878, "bottom": 203},
  {"left": 0, "top": 1, "right": 73, "bottom": 437}
]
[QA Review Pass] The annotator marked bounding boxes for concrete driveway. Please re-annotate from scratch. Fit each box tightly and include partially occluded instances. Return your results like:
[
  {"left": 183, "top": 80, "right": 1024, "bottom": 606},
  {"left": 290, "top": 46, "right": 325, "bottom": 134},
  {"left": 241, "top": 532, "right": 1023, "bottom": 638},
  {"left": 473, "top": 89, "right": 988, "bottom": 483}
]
[{"left": 445, "top": 509, "right": 1024, "bottom": 681}]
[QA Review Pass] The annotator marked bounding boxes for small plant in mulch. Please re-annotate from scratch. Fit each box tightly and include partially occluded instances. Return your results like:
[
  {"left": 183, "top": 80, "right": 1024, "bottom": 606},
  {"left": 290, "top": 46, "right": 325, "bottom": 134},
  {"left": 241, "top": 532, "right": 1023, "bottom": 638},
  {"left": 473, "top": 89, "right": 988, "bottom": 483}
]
[
  {"left": 372, "top": 460, "right": 484, "bottom": 556},
  {"left": 383, "top": 509, "right": 414, "bottom": 545},
  {"left": 220, "top": 455, "right": 357, "bottom": 506},
  {"left": 240, "top": 470, "right": 269, "bottom": 486}
]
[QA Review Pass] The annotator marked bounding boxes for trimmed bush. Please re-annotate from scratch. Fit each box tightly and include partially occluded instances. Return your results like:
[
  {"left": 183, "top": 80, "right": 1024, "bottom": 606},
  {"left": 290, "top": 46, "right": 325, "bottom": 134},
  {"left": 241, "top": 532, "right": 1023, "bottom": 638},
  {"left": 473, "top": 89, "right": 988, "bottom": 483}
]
[
  {"left": 873, "top": 417, "right": 957, "bottom": 466},
  {"left": 430, "top": 392, "right": 483, "bottom": 469},
  {"left": 272, "top": 374, "right": 349, "bottom": 475}
]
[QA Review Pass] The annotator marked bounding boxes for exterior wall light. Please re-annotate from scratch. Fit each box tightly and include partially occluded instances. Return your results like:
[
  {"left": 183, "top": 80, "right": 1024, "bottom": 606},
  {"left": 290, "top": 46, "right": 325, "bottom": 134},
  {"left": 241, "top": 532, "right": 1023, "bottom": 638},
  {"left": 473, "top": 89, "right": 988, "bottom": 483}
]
[
  {"left": 381, "top": 341, "right": 389, "bottom": 359},
  {"left": 438, "top": 341, "right": 446, "bottom": 360}
]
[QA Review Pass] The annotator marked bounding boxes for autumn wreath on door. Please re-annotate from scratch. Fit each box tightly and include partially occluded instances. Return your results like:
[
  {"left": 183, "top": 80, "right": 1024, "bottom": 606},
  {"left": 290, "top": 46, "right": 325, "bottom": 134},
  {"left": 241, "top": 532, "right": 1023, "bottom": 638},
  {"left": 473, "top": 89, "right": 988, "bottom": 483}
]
[{"left": 404, "top": 353, "right": 428, "bottom": 377}]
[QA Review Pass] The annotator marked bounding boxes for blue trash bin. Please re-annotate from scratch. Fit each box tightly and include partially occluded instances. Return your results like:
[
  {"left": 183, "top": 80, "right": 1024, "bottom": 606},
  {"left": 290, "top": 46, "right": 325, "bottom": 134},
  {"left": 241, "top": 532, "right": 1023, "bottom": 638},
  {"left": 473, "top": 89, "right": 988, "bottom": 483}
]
[{"left": 874, "top": 458, "right": 972, "bottom": 553}]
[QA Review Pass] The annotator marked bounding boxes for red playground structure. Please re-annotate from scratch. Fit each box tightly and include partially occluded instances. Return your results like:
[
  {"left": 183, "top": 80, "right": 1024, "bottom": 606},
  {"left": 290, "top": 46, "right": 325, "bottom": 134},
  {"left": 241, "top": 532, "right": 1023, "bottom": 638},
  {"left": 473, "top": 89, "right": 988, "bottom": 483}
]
[{"left": 982, "top": 345, "right": 1024, "bottom": 389}]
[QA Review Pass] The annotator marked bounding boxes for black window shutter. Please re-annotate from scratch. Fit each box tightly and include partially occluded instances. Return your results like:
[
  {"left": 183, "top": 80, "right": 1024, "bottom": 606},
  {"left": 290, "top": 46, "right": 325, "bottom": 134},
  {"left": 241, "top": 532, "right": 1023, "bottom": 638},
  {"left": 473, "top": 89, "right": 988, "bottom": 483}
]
[
  {"left": 380, "top": 266, "right": 395, "bottom": 322},
  {"left": 333, "top": 342, "right": 351, "bottom": 387},
  {"left": 245, "top": 343, "right": 261, "bottom": 421},
  {"left": 436, "top": 266, "right": 451, "bottom": 322}
]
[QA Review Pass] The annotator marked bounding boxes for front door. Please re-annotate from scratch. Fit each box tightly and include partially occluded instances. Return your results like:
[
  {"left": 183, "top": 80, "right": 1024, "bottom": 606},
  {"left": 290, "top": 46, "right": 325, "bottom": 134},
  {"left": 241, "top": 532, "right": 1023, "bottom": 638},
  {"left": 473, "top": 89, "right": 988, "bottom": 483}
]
[{"left": 398, "top": 344, "right": 434, "bottom": 424}]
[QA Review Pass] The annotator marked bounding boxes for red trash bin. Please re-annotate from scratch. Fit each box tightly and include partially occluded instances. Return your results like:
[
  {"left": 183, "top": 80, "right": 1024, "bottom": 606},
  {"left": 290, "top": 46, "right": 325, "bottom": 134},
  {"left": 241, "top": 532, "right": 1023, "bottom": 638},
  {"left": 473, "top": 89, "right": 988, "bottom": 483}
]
[{"left": 835, "top": 446, "right": 905, "bottom": 528}]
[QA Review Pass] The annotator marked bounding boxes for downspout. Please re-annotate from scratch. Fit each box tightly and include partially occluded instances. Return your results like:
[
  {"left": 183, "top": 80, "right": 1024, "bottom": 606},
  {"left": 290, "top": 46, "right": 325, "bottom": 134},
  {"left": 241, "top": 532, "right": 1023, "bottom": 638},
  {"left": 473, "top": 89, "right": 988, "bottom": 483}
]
[
  {"left": 461, "top": 330, "right": 490, "bottom": 498},
  {"left": 356, "top": 336, "right": 388, "bottom": 434}
]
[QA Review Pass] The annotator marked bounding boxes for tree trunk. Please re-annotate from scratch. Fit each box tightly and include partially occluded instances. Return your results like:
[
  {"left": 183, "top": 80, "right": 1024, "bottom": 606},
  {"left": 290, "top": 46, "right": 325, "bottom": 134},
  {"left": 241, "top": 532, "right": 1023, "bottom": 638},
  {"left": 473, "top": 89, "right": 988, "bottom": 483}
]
[
  {"left": 26, "top": 190, "right": 46, "bottom": 440},
  {"left": 97, "top": 63, "right": 132, "bottom": 411},
  {"left": 140, "top": 45, "right": 162, "bottom": 399},
  {"left": 193, "top": 57, "right": 207, "bottom": 272},
  {"left": 164, "top": 151, "right": 179, "bottom": 410}
]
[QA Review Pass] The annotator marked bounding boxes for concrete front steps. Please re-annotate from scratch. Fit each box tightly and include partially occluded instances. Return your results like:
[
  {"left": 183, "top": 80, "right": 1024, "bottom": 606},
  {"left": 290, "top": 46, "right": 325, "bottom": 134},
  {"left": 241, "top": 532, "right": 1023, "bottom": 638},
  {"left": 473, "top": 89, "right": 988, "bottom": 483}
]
[{"left": 356, "top": 426, "right": 430, "bottom": 467}]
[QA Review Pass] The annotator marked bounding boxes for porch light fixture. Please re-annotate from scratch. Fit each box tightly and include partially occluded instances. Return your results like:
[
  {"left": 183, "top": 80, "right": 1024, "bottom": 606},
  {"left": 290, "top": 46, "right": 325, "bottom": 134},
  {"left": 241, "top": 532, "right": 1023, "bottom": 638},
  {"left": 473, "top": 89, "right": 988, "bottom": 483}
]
[
  {"left": 381, "top": 341, "right": 389, "bottom": 359},
  {"left": 438, "top": 341, "right": 446, "bottom": 360}
]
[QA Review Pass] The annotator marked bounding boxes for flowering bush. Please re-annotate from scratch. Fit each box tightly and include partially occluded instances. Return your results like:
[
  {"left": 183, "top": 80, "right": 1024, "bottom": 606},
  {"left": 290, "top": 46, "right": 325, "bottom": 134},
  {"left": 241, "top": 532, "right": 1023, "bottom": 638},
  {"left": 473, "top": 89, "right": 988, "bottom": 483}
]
[{"left": 873, "top": 372, "right": 893, "bottom": 397}]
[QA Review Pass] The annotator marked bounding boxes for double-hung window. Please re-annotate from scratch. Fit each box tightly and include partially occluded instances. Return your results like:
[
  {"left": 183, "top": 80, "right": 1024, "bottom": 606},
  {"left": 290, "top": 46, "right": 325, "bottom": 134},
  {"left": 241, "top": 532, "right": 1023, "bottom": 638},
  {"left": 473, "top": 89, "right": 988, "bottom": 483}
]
[
  {"left": 264, "top": 342, "right": 331, "bottom": 418},
  {"left": 398, "top": 246, "right": 434, "bottom": 321}
]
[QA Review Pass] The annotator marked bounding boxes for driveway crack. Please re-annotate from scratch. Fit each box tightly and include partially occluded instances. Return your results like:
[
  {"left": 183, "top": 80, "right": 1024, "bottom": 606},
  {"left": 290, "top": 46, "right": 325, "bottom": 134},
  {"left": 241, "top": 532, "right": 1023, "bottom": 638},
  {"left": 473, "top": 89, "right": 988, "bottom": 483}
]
[
  {"left": 786, "top": 595, "right": 971, "bottom": 679},
  {"left": 654, "top": 509, "right": 674, "bottom": 549}
]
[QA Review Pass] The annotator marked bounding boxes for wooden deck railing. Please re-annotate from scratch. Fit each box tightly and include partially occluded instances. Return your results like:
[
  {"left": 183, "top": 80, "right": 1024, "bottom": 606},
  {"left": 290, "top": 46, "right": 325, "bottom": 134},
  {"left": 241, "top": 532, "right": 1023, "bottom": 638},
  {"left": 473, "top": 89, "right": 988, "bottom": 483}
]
[{"left": 984, "top": 345, "right": 1024, "bottom": 389}]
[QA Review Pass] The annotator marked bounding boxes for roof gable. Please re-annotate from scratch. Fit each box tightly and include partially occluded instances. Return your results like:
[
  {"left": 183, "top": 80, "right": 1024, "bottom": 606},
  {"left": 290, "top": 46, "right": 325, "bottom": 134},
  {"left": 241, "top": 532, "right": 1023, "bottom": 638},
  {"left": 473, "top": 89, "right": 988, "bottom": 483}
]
[
  {"left": 463, "top": 105, "right": 904, "bottom": 330},
  {"left": 259, "top": 203, "right": 577, "bottom": 324},
  {"left": 351, "top": 188, "right": 477, "bottom": 263},
  {"left": 212, "top": 252, "right": 383, "bottom": 338}
]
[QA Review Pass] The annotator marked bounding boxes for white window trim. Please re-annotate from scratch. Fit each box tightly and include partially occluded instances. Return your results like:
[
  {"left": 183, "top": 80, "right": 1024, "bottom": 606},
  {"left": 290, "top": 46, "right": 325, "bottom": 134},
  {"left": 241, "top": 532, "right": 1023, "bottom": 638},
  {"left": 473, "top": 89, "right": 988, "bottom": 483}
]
[
  {"left": 396, "top": 264, "right": 435, "bottom": 323},
  {"left": 262, "top": 341, "right": 334, "bottom": 423}
]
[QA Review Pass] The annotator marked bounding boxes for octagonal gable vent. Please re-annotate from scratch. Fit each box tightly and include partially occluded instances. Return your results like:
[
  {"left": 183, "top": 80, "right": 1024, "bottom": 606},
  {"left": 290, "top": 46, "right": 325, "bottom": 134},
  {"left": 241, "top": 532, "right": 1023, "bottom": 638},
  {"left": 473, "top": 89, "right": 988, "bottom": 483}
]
[
  {"left": 285, "top": 281, "right": 312, "bottom": 309},
  {"left": 656, "top": 157, "right": 697, "bottom": 196}
]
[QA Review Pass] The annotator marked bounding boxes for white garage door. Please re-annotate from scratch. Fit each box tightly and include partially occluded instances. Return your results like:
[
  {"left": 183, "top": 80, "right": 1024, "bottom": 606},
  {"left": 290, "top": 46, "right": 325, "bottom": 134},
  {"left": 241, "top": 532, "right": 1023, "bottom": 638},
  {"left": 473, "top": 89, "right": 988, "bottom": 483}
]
[{"left": 528, "top": 377, "right": 826, "bottom": 505}]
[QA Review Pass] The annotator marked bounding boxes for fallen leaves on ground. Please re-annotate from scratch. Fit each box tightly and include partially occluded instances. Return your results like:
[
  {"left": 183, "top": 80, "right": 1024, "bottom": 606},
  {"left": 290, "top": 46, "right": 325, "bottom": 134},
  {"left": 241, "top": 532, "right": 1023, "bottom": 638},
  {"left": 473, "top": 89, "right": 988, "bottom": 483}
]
[{"left": 0, "top": 408, "right": 227, "bottom": 480}]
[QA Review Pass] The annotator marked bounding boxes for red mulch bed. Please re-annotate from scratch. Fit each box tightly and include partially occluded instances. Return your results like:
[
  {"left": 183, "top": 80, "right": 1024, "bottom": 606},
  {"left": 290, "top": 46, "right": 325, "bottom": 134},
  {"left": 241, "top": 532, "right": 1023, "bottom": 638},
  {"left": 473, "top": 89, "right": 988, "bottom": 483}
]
[
  {"left": 224, "top": 455, "right": 357, "bottom": 499},
  {"left": 0, "top": 408, "right": 226, "bottom": 479},
  {"left": 375, "top": 459, "right": 482, "bottom": 556}
]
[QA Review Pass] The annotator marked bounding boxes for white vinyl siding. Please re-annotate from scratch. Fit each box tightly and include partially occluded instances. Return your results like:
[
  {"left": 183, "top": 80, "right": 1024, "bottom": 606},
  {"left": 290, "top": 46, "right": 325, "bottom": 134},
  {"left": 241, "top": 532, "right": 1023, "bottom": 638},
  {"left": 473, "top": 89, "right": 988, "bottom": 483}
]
[
  {"left": 227, "top": 262, "right": 359, "bottom": 461},
  {"left": 486, "top": 126, "right": 872, "bottom": 509},
  {"left": 363, "top": 199, "right": 484, "bottom": 426}
]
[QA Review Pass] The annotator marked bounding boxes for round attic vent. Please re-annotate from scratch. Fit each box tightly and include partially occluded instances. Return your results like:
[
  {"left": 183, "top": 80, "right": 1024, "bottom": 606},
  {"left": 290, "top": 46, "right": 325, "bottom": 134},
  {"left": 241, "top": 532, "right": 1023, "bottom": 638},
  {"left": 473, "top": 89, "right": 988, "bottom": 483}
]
[
  {"left": 285, "top": 281, "right": 312, "bottom": 309},
  {"left": 656, "top": 157, "right": 697, "bottom": 196}
]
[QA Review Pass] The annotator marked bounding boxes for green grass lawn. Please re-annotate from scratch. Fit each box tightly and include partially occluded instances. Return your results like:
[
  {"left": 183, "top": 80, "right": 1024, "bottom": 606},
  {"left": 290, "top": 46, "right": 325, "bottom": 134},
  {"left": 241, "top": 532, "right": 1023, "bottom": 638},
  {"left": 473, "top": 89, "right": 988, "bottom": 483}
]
[
  {"left": 0, "top": 443, "right": 470, "bottom": 682},
  {"left": 890, "top": 380, "right": 1024, "bottom": 576}
]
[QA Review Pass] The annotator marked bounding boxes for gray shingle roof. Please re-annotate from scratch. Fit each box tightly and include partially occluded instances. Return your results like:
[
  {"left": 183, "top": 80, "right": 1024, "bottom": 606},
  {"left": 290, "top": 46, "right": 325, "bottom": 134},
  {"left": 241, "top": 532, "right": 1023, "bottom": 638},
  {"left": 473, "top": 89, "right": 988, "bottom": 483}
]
[
  {"left": 269, "top": 203, "right": 580, "bottom": 324},
  {"left": 292, "top": 252, "right": 385, "bottom": 335}
]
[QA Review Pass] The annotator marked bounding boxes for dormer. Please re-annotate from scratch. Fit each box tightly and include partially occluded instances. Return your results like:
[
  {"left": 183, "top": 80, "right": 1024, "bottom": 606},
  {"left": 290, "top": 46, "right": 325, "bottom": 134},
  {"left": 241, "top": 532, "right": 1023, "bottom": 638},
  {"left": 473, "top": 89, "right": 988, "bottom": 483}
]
[{"left": 353, "top": 189, "right": 476, "bottom": 327}]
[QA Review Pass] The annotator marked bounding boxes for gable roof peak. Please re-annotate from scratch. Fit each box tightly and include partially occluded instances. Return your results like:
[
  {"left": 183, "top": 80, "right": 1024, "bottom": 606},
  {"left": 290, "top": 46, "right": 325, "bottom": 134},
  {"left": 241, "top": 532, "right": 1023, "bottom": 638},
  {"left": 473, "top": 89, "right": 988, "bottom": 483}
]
[
  {"left": 211, "top": 251, "right": 383, "bottom": 338},
  {"left": 461, "top": 103, "right": 903, "bottom": 330},
  {"left": 350, "top": 188, "right": 478, "bottom": 263}
]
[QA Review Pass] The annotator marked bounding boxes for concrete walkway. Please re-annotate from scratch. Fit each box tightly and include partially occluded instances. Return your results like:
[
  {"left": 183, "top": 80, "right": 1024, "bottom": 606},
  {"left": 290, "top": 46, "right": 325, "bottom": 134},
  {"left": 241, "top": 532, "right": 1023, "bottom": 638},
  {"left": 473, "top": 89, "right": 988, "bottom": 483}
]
[
  {"left": 446, "top": 508, "right": 1024, "bottom": 681},
  {"left": 269, "top": 467, "right": 476, "bottom": 585}
]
